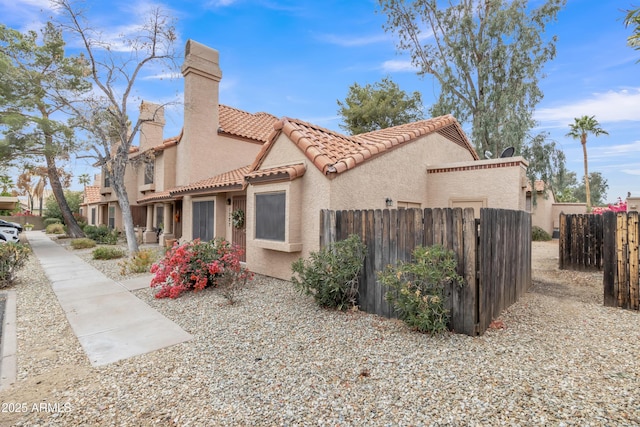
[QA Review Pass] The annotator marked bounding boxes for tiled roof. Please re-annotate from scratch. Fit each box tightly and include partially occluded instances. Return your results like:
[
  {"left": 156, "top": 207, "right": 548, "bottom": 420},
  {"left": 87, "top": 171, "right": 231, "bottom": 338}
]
[
  {"left": 82, "top": 185, "right": 101, "bottom": 205},
  {"left": 526, "top": 180, "right": 546, "bottom": 193},
  {"left": 219, "top": 105, "right": 279, "bottom": 144},
  {"left": 137, "top": 190, "right": 174, "bottom": 204},
  {"left": 253, "top": 114, "right": 478, "bottom": 176},
  {"left": 155, "top": 132, "right": 182, "bottom": 151},
  {"left": 172, "top": 165, "right": 251, "bottom": 195},
  {"left": 245, "top": 163, "right": 306, "bottom": 183}
]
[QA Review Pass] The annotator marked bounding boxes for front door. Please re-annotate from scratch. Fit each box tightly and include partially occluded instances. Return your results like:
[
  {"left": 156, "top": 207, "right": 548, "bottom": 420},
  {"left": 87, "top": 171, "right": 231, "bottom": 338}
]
[{"left": 232, "top": 196, "right": 247, "bottom": 262}]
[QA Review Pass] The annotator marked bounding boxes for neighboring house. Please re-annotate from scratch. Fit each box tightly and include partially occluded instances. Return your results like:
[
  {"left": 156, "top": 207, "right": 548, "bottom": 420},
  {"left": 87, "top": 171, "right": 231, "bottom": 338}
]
[
  {"left": 79, "top": 185, "right": 102, "bottom": 226},
  {"left": 86, "top": 39, "right": 531, "bottom": 280},
  {"left": 526, "top": 180, "right": 590, "bottom": 237}
]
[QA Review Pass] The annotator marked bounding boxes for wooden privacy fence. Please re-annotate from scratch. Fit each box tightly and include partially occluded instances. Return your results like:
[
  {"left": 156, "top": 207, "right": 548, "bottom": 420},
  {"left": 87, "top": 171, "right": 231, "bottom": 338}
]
[
  {"left": 603, "top": 211, "right": 640, "bottom": 310},
  {"left": 559, "top": 211, "right": 640, "bottom": 310},
  {"left": 559, "top": 214, "right": 604, "bottom": 270},
  {"left": 320, "top": 208, "right": 532, "bottom": 336}
]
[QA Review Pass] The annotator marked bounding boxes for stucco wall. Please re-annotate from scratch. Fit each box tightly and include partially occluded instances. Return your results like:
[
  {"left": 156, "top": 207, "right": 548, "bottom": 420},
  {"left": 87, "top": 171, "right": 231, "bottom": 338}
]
[
  {"left": 551, "top": 203, "right": 587, "bottom": 231},
  {"left": 627, "top": 197, "right": 640, "bottom": 212},
  {"left": 426, "top": 157, "right": 528, "bottom": 215},
  {"left": 246, "top": 134, "right": 331, "bottom": 280},
  {"left": 329, "top": 133, "right": 474, "bottom": 211},
  {"left": 530, "top": 190, "right": 555, "bottom": 234}
]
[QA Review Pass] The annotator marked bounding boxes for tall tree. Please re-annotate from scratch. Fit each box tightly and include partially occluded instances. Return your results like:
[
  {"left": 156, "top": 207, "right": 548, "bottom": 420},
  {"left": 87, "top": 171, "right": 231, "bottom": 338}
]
[
  {"left": 378, "top": 0, "right": 564, "bottom": 157},
  {"left": 0, "top": 174, "right": 13, "bottom": 195},
  {"left": 624, "top": 7, "right": 640, "bottom": 55},
  {"left": 337, "top": 76, "right": 424, "bottom": 134},
  {"left": 53, "top": 0, "right": 178, "bottom": 253},
  {"left": 78, "top": 173, "right": 90, "bottom": 190},
  {"left": 566, "top": 115, "right": 608, "bottom": 211},
  {"left": 550, "top": 162, "right": 579, "bottom": 202},
  {"left": 573, "top": 172, "right": 608, "bottom": 207},
  {"left": 520, "top": 132, "right": 566, "bottom": 204},
  {"left": 0, "top": 23, "right": 89, "bottom": 237}
]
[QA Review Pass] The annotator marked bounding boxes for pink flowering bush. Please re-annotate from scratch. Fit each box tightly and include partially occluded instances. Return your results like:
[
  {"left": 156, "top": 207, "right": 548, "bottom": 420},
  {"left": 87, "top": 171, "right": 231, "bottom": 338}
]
[
  {"left": 150, "top": 238, "right": 252, "bottom": 300},
  {"left": 591, "top": 198, "right": 628, "bottom": 215}
]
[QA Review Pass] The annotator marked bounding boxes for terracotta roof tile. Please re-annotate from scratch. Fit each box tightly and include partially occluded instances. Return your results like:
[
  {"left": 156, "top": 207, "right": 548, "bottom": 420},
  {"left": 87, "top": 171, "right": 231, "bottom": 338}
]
[
  {"left": 526, "top": 180, "right": 546, "bottom": 193},
  {"left": 138, "top": 190, "right": 174, "bottom": 204},
  {"left": 245, "top": 163, "right": 306, "bottom": 183},
  {"left": 82, "top": 185, "right": 101, "bottom": 205},
  {"left": 219, "top": 105, "right": 279, "bottom": 144},
  {"left": 172, "top": 165, "right": 251, "bottom": 195},
  {"left": 254, "top": 114, "right": 478, "bottom": 176}
]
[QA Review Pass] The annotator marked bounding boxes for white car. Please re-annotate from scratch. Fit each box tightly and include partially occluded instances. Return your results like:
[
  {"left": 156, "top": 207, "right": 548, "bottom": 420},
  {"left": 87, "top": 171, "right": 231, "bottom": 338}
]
[{"left": 0, "top": 223, "right": 21, "bottom": 243}]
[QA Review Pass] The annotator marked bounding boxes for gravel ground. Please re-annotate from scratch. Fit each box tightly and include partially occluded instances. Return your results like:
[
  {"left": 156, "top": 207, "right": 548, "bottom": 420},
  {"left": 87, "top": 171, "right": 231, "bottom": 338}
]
[{"left": 0, "top": 238, "right": 639, "bottom": 426}]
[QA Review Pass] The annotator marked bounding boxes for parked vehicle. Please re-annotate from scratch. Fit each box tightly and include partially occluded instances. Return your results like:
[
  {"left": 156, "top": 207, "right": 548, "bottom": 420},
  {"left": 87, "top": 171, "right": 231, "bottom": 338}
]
[
  {"left": 0, "top": 227, "right": 20, "bottom": 243},
  {"left": 0, "top": 219, "right": 23, "bottom": 233}
]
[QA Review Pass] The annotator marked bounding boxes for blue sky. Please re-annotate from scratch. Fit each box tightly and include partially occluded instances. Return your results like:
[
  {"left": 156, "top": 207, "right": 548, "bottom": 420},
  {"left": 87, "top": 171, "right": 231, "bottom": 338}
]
[{"left": 2, "top": 0, "right": 639, "bottom": 202}]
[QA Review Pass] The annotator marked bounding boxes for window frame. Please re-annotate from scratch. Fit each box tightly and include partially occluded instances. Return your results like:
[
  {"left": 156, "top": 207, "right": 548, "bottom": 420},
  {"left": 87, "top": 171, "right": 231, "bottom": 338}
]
[{"left": 255, "top": 191, "right": 286, "bottom": 242}]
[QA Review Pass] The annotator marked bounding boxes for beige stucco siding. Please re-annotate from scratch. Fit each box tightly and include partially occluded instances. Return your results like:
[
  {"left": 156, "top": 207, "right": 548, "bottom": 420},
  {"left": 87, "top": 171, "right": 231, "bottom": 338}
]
[
  {"left": 329, "top": 133, "right": 474, "bottom": 210},
  {"left": 246, "top": 135, "right": 331, "bottom": 280},
  {"left": 426, "top": 158, "right": 528, "bottom": 214},
  {"left": 530, "top": 190, "right": 555, "bottom": 234},
  {"left": 551, "top": 203, "right": 587, "bottom": 231}
]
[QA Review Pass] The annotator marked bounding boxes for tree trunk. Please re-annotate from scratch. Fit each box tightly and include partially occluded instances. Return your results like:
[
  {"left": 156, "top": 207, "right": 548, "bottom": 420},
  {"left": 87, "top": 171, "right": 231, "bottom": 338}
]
[
  {"left": 45, "top": 152, "right": 85, "bottom": 238},
  {"left": 581, "top": 134, "right": 591, "bottom": 212},
  {"left": 110, "top": 156, "right": 139, "bottom": 254}
]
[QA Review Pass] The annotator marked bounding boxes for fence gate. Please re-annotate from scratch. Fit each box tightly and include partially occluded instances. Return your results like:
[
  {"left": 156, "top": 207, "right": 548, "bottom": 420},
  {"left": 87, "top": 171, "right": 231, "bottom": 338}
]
[{"left": 603, "top": 211, "right": 640, "bottom": 310}]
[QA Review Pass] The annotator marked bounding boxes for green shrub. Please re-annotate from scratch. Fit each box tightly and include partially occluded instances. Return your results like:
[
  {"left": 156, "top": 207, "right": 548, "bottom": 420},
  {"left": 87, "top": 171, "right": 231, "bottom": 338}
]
[
  {"left": 378, "top": 245, "right": 463, "bottom": 335},
  {"left": 70, "top": 238, "right": 97, "bottom": 249},
  {"left": 119, "top": 248, "right": 157, "bottom": 274},
  {"left": 532, "top": 225, "right": 552, "bottom": 241},
  {"left": 92, "top": 246, "right": 126, "bottom": 260},
  {"left": 44, "top": 218, "right": 62, "bottom": 227},
  {"left": 291, "top": 234, "right": 366, "bottom": 310},
  {"left": 45, "top": 223, "right": 65, "bottom": 234},
  {"left": 84, "top": 225, "right": 119, "bottom": 245},
  {"left": 0, "top": 243, "right": 31, "bottom": 287}
]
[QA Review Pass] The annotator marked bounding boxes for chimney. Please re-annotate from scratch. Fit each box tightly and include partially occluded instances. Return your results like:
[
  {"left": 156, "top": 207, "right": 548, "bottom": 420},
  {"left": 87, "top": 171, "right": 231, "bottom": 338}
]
[
  {"left": 138, "top": 101, "right": 165, "bottom": 151},
  {"left": 177, "top": 40, "right": 223, "bottom": 185}
]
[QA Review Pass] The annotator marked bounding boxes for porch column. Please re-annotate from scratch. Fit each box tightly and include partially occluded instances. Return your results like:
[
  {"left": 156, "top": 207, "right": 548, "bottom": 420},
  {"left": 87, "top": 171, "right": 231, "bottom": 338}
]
[
  {"left": 143, "top": 205, "right": 157, "bottom": 243},
  {"left": 160, "top": 202, "right": 175, "bottom": 247}
]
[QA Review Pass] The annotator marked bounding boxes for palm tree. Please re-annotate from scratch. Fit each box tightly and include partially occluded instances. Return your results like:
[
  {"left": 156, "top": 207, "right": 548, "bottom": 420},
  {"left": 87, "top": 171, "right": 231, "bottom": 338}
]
[
  {"left": 78, "top": 173, "right": 91, "bottom": 190},
  {"left": 566, "top": 115, "right": 608, "bottom": 211}
]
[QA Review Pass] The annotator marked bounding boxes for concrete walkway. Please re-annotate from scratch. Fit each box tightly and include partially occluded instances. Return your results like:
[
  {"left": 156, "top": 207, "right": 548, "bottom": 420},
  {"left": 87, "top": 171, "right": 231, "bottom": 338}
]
[{"left": 27, "top": 231, "right": 192, "bottom": 366}]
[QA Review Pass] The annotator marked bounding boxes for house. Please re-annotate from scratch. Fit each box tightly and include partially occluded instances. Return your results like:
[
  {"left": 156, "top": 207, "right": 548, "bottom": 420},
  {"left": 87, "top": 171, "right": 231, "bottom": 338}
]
[{"left": 88, "top": 39, "right": 531, "bottom": 280}]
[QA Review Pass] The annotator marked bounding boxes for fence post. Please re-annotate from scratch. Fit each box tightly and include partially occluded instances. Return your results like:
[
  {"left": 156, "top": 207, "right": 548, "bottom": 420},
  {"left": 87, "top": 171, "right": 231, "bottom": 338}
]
[{"left": 603, "top": 211, "right": 616, "bottom": 306}]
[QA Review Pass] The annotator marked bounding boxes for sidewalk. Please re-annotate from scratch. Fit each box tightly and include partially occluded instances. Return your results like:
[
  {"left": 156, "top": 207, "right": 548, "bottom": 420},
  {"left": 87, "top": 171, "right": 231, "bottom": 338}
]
[{"left": 26, "top": 231, "right": 192, "bottom": 366}]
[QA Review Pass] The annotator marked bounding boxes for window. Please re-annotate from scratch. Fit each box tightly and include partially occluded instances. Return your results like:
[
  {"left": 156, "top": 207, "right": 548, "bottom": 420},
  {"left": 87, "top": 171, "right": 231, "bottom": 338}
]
[
  {"left": 91, "top": 208, "right": 96, "bottom": 225},
  {"left": 526, "top": 194, "right": 532, "bottom": 212},
  {"left": 144, "top": 162, "right": 154, "bottom": 185},
  {"left": 104, "top": 173, "right": 111, "bottom": 188},
  {"left": 255, "top": 192, "right": 286, "bottom": 241},
  {"left": 156, "top": 206, "right": 164, "bottom": 230},
  {"left": 108, "top": 206, "right": 115, "bottom": 229},
  {"left": 192, "top": 200, "right": 214, "bottom": 242}
]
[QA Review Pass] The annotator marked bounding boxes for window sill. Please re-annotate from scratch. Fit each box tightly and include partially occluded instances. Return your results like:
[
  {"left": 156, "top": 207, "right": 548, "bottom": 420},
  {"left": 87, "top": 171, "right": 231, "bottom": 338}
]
[
  {"left": 100, "top": 187, "right": 112, "bottom": 195},
  {"left": 140, "top": 183, "right": 155, "bottom": 192},
  {"left": 254, "top": 239, "right": 302, "bottom": 253}
]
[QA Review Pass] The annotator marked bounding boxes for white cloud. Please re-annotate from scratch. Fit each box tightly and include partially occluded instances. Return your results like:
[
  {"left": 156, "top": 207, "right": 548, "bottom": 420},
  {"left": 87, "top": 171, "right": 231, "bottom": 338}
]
[
  {"left": 319, "top": 33, "right": 389, "bottom": 47},
  {"left": 589, "top": 141, "right": 640, "bottom": 160},
  {"left": 622, "top": 169, "right": 640, "bottom": 176},
  {"left": 141, "top": 72, "right": 183, "bottom": 81},
  {"left": 536, "top": 88, "right": 640, "bottom": 124},
  {"left": 206, "top": 0, "right": 237, "bottom": 7},
  {"left": 380, "top": 59, "right": 419, "bottom": 73}
]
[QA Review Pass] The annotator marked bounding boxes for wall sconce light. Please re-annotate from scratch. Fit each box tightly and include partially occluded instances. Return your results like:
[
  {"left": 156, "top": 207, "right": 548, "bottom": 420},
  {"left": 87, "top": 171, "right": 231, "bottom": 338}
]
[
  {"left": 385, "top": 198, "right": 393, "bottom": 207},
  {"left": 226, "top": 198, "right": 232, "bottom": 206}
]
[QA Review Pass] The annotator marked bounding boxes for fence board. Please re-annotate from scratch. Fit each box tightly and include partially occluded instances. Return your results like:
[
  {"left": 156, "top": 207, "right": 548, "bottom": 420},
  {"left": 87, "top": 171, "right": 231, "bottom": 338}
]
[
  {"left": 629, "top": 212, "right": 639, "bottom": 310},
  {"left": 320, "top": 207, "right": 531, "bottom": 335}
]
